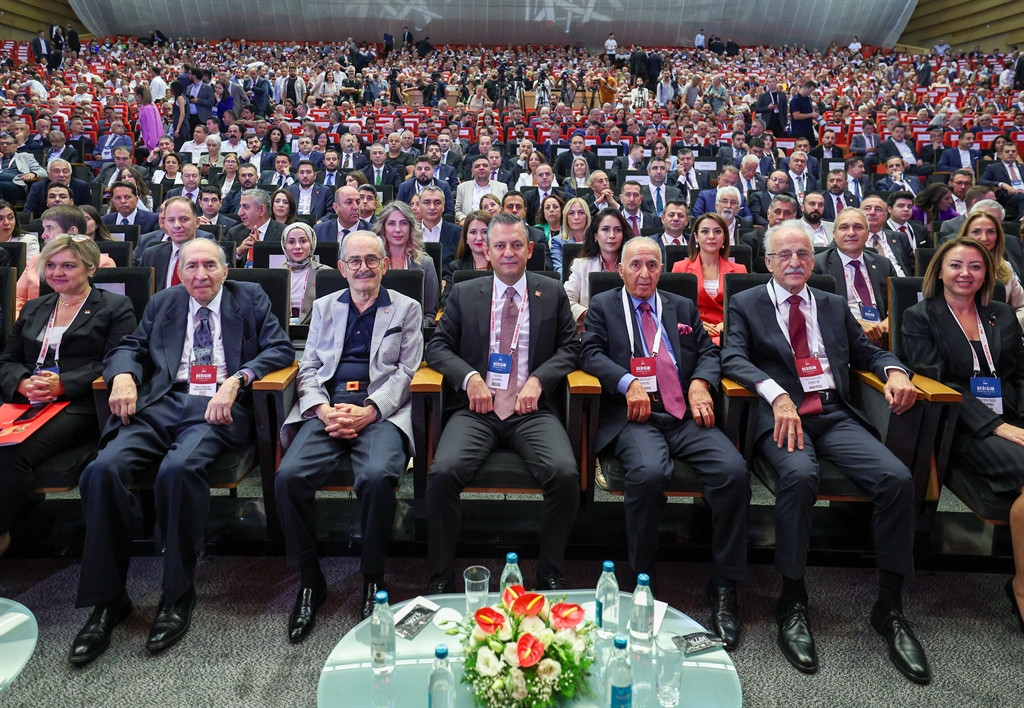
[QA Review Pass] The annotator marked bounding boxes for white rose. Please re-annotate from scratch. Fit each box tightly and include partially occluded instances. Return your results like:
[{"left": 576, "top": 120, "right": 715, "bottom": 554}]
[
  {"left": 536, "top": 658, "right": 562, "bottom": 682},
  {"left": 496, "top": 609, "right": 514, "bottom": 641},
  {"left": 554, "top": 628, "right": 575, "bottom": 646},
  {"left": 536, "top": 628, "right": 556, "bottom": 648},
  {"left": 571, "top": 633, "right": 587, "bottom": 658},
  {"left": 471, "top": 626, "right": 488, "bottom": 643},
  {"left": 502, "top": 642, "right": 520, "bottom": 667},
  {"left": 519, "top": 616, "right": 545, "bottom": 637},
  {"left": 475, "top": 647, "right": 504, "bottom": 677},
  {"left": 510, "top": 667, "right": 528, "bottom": 701}
]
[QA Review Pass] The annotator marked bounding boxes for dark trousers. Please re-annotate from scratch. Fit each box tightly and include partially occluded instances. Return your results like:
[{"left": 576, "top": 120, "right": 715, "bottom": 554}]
[
  {"left": 275, "top": 418, "right": 406, "bottom": 575},
  {"left": 0, "top": 409, "right": 97, "bottom": 535},
  {"left": 0, "top": 181, "right": 27, "bottom": 202},
  {"left": 426, "top": 409, "right": 579, "bottom": 579},
  {"left": 756, "top": 405, "right": 915, "bottom": 580},
  {"left": 611, "top": 413, "right": 750, "bottom": 580},
  {"left": 76, "top": 392, "right": 251, "bottom": 608}
]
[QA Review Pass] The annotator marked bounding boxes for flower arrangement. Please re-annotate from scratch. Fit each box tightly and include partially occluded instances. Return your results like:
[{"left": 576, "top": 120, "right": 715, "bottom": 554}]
[{"left": 451, "top": 585, "right": 596, "bottom": 708}]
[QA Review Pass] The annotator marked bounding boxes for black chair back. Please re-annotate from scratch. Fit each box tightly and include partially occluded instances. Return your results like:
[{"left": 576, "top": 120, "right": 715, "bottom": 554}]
[
  {"left": 314, "top": 268, "right": 425, "bottom": 305},
  {"left": 96, "top": 240, "right": 132, "bottom": 267},
  {"left": 589, "top": 271, "right": 697, "bottom": 302},
  {"left": 252, "top": 241, "right": 340, "bottom": 269},
  {"left": 295, "top": 214, "right": 317, "bottom": 227},
  {"left": 0, "top": 241, "right": 27, "bottom": 276},
  {"left": 561, "top": 242, "right": 583, "bottom": 281},
  {"left": 197, "top": 223, "right": 224, "bottom": 240},
  {"left": 728, "top": 244, "right": 753, "bottom": 272},
  {"left": 887, "top": 277, "right": 924, "bottom": 363},
  {"left": 914, "top": 247, "right": 936, "bottom": 277},
  {"left": 0, "top": 266, "right": 15, "bottom": 345},
  {"left": 226, "top": 268, "right": 291, "bottom": 329},
  {"left": 107, "top": 224, "right": 141, "bottom": 246},
  {"left": 453, "top": 271, "right": 561, "bottom": 289},
  {"left": 424, "top": 241, "right": 441, "bottom": 282},
  {"left": 665, "top": 244, "right": 688, "bottom": 271},
  {"left": 527, "top": 240, "right": 547, "bottom": 271},
  {"left": 90, "top": 182, "right": 103, "bottom": 209}
]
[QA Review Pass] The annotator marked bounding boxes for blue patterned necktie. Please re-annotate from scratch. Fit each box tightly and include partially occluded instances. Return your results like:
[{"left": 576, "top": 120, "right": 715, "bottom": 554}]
[{"left": 193, "top": 307, "right": 213, "bottom": 366}]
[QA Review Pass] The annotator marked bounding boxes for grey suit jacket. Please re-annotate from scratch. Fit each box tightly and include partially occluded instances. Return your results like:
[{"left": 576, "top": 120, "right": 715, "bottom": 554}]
[
  {"left": 5, "top": 152, "right": 46, "bottom": 187},
  {"left": 281, "top": 287, "right": 424, "bottom": 451}
]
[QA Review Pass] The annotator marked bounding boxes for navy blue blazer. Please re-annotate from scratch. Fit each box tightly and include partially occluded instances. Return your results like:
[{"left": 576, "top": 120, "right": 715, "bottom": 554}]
[
  {"left": 690, "top": 188, "right": 753, "bottom": 220},
  {"left": 936, "top": 147, "right": 982, "bottom": 172},
  {"left": 102, "top": 210, "right": 160, "bottom": 233},
  {"left": 286, "top": 183, "right": 334, "bottom": 219},
  {"left": 23, "top": 177, "right": 93, "bottom": 216},
  {"left": 396, "top": 178, "right": 455, "bottom": 217}
]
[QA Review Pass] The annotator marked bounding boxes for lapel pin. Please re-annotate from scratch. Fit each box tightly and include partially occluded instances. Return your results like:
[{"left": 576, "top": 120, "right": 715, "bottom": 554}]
[
  {"left": 534, "top": 290, "right": 541, "bottom": 297},
  {"left": 84, "top": 310, "right": 92, "bottom": 314}
]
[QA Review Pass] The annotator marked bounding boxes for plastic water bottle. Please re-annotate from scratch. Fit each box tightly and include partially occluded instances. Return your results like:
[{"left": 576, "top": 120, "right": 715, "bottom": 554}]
[
  {"left": 370, "top": 590, "right": 396, "bottom": 674},
  {"left": 499, "top": 552, "right": 523, "bottom": 590},
  {"left": 428, "top": 644, "right": 455, "bottom": 708},
  {"left": 607, "top": 634, "right": 633, "bottom": 708},
  {"left": 596, "top": 560, "right": 620, "bottom": 639},
  {"left": 629, "top": 574, "right": 655, "bottom": 653}
]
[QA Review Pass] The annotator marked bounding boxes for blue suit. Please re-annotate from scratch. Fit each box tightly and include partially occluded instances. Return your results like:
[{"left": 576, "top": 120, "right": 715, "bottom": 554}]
[
  {"left": 102, "top": 210, "right": 160, "bottom": 233},
  {"left": 75, "top": 281, "right": 294, "bottom": 607},
  {"left": 690, "top": 188, "right": 752, "bottom": 219},
  {"left": 286, "top": 182, "right": 334, "bottom": 219},
  {"left": 936, "top": 148, "right": 982, "bottom": 172},
  {"left": 396, "top": 178, "right": 454, "bottom": 217},
  {"left": 290, "top": 151, "right": 325, "bottom": 170}
]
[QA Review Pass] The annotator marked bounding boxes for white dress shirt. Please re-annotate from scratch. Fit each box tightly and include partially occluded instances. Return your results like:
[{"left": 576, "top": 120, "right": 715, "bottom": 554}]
[{"left": 175, "top": 288, "right": 228, "bottom": 383}]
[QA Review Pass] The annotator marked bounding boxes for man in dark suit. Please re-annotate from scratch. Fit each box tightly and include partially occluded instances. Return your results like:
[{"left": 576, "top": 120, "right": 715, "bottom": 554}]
[
  {"left": 361, "top": 142, "right": 403, "bottom": 190},
  {"left": 669, "top": 148, "right": 712, "bottom": 209},
  {"left": 845, "top": 158, "right": 872, "bottom": 204},
  {"left": 31, "top": 31, "right": 52, "bottom": 71},
  {"left": 417, "top": 184, "right": 461, "bottom": 271},
  {"left": 580, "top": 236, "right": 749, "bottom": 647},
  {"left": 749, "top": 172, "right": 799, "bottom": 226},
  {"left": 936, "top": 131, "right": 982, "bottom": 173},
  {"left": 553, "top": 134, "right": 598, "bottom": 179},
  {"left": 43, "top": 132, "right": 80, "bottom": 165},
  {"left": 69, "top": 233, "right": 294, "bottom": 665},
  {"left": 813, "top": 208, "right": 894, "bottom": 346},
  {"left": 287, "top": 160, "right": 334, "bottom": 220},
  {"left": 275, "top": 231, "right": 423, "bottom": 634},
  {"left": 196, "top": 188, "right": 237, "bottom": 232},
  {"left": 522, "top": 163, "right": 567, "bottom": 225},
  {"left": 721, "top": 221, "right": 930, "bottom": 684},
  {"left": 808, "top": 130, "right": 844, "bottom": 165},
  {"left": 336, "top": 135, "right": 367, "bottom": 172},
  {"left": 259, "top": 153, "right": 296, "bottom": 189},
  {"left": 424, "top": 213, "right": 580, "bottom": 593},
  {"left": 861, "top": 195, "right": 914, "bottom": 277},
  {"left": 396, "top": 157, "right": 454, "bottom": 217},
  {"left": 736, "top": 156, "right": 768, "bottom": 202},
  {"left": 22, "top": 159, "right": 91, "bottom": 216},
  {"left": 620, "top": 180, "right": 662, "bottom": 235},
  {"left": 314, "top": 185, "right": 371, "bottom": 244},
  {"left": 754, "top": 80, "right": 788, "bottom": 137},
  {"left": 979, "top": 142, "right": 1024, "bottom": 218},
  {"left": 141, "top": 196, "right": 204, "bottom": 291},
  {"left": 221, "top": 164, "right": 258, "bottom": 216},
  {"left": 227, "top": 189, "right": 286, "bottom": 266},
  {"left": 186, "top": 69, "right": 216, "bottom": 128},
  {"left": 885, "top": 191, "right": 930, "bottom": 251},
  {"left": 424, "top": 140, "right": 459, "bottom": 192},
  {"left": 692, "top": 168, "right": 753, "bottom": 220},
  {"left": 641, "top": 160, "right": 683, "bottom": 218},
  {"left": 289, "top": 136, "right": 324, "bottom": 171},
  {"left": 820, "top": 170, "right": 861, "bottom": 222},
  {"left": 100, "top": 182, "right": 160, "bottom": 232},
  {"left": 316, "top": 149, "right": 343, "bottom": 188},
  {"left": 612, "top": 143, "right": 648, "bottom": 175},
  {"left": 164, "top": 164, "right": 203, "bottom": 204},
  {"left": 874, "top": 157, "right": 922, "bottom": 196},
  {"left": 877, "top": 124, "right": 932, "bottom": 178}
]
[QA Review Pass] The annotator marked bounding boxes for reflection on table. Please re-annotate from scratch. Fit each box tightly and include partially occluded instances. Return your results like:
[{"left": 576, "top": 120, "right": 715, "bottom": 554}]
[
  {"left": 0, "top": 598, "right": 39, "bottom": 694},
  {"left": 317, "top": 590, "right": 741, "bottom": 707}
]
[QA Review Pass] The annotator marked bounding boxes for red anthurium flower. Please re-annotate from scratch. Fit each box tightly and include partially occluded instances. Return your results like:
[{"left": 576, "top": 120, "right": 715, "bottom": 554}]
[
  {"left": 517, "top": 633, "right": 545, "bottom": 667},
  {"left": 550, "top": 602, "right": 585, "bottom": 629},
  {"left": 474, "top": 607, "right": 505, "bottom": 634},
  {"left": 502, "top": 584, "right": 527, "bottom": 610},
  {"left": 512, "top": 592, "right": 546, "bottom": 617}
]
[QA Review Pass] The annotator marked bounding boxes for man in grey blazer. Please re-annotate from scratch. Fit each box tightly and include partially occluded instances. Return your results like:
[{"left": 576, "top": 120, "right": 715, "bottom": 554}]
[{"left": 275, "top": 231, "right": 424, "bottom": 638}]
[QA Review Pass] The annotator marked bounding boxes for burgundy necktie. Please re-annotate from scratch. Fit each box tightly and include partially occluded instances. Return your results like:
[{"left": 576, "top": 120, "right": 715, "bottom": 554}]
[
  {"left": 836, "top": 195, "right": 844, "bottom": 211},
  {"left": 170, "top": 252, "right": 181, "bottom": 286},
  {"left": 638, "top": 302, "right": 687, "bottom": 419},
  {"left": 787, "top": 295, "right": 823, "bottom": 415},
  {"left": 629, "top": 215, "right": 640, "bottom": 238},
  {"left": 849, "top": 261, "right": 872, "bottom": 306},
  {"left": 492, "top": 287, "right": 521, "bottom": 420}
]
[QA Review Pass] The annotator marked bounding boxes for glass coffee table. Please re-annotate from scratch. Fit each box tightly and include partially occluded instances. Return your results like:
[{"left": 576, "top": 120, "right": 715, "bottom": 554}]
[
  {"left": 0, "top": 599, "right": 39, "bottom": 694},
  {"left": 318, "top": 590, "right": 741, "bottom": 707}
]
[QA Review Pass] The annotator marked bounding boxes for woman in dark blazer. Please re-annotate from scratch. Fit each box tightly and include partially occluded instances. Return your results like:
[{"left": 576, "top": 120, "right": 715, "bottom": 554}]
[
  {"left": 0, "top": 236, "right": 136, "bottom": 555},
  {"left": 901, "top": 237, "right": 1024, "bottom": 633}
]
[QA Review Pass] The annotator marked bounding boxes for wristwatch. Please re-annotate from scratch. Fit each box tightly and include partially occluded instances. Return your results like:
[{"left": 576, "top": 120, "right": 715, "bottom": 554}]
[{"left": 232, "top": 371, "right": 248, "bottom": 387}]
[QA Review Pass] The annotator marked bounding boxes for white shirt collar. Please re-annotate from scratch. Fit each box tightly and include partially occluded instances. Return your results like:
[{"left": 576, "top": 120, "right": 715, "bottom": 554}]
[
  {"left": 189, "top": 285, "right": 224, "bottom": 317},
  {"left": 493, "top": 272, "right": 527, "bottom": 302}
]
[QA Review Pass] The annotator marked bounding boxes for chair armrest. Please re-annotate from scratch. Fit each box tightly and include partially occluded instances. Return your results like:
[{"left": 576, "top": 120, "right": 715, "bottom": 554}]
[
  {"left": 910, "top": 375, "right": 961, "bottom": 403},
  {"left": 721, "top": 377, "right": 754, "bottom": 397},
  {"left": 411, "top": 365, "right": 443, "bottom": 393},
  {"left": 92, "top": 376, "right": 107, "bottom": 391},
  {"left": 568, "top": 370, "right": 602, "bottom": 395},
  {"left": 852, "top": 369, "right": 923, "bottom": 402},
  {"left": 253, "top": 363, "right": 299, "bottom": 391}
]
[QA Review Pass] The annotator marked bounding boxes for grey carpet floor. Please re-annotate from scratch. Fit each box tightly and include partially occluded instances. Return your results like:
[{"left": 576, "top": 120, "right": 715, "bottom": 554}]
[{"left": 1, "top": 556, "right": 1021, "bottom": 707}]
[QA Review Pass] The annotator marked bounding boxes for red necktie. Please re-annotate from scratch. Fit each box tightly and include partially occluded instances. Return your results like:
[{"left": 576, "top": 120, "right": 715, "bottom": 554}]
[
  {"left": 787, "top": 295, "right": 823, "bottom": 415},
  {"left": 170, "top": 252, "right": 181, "bottom": 286},
  {"left": 638, "top": 302, "right": 687, "bottom": 419},
  {"left": 492, "top": 287, "right": 521, "bottom": 420},
  {"left": 849, "top": 261, "right": 872, "bottom": 306},
  {"left": 629, "top": 215, "right": 640, "bottom": 238},
  {"left": 836, "top": 195, "right": 844, "bottom": 212}
]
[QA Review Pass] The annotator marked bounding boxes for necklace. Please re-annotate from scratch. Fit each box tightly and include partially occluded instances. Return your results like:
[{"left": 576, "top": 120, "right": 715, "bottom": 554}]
[{"left": 58, "top": 289, "right": 89, "bottom": 307}]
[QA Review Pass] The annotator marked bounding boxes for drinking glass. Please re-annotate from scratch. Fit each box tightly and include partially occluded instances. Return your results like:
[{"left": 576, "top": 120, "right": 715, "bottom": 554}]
[
  {"left": 463, "top": 565, "right": 491, "bottom": 616},
  {"left": 655, "top": 640, "right": 682, "bottom": 707}
]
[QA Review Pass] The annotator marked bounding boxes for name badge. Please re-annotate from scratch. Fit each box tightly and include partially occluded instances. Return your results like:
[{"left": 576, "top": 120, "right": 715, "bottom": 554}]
[
  {"left": 1012, "top": 180, "right": 1023, "bottom": 190},
  {"left": 189, "top": 364, "right": 218, "bottom": 397},
  {"left": 859, "top": 304, "right": 881, "bottom": 322},
  {"left": 486, "top": 353, "right": 513, "bottom": 390},
  {"left": 630, "top": 356, "right": 658, "bottom": 392},
  {"left": 970, "top": 376, "right": 1003, "bottom": 415},
  {"left": 34, "top": 365, "right": 59, "bottom": 375},
  {"left": 794, "top": 357, "right": 828, "bottom": 392}
]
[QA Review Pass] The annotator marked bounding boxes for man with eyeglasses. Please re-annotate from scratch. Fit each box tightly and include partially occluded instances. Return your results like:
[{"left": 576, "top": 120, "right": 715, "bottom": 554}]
[
  {"left": 0, "top": 132, "right": 46, "bottom": 202},
  {"left": 275, "top": 230, "right": 423, "bottom": 635},
  {"left": 580, "top": 236, "right": 750, "bottom": 648},
  {"left": 749, "top": 171, "right": 797, "bottom": 226},
  {"left": 722, "top": 220, "right": 929, "bottom": 684}
]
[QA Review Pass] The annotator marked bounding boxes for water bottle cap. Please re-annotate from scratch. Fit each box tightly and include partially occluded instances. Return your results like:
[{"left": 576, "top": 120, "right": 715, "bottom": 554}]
[
  {"left": 613, "top": 634, "right": 628, "bottom": 649},
  {"left": 375, "top": 590, "right": 389, "bottom": 604},
  {"left": 637, "top": 573, "right": 650, "bottom": 586},
  {"left": 435, "top": 644, "right": 449, "bottom": 659},
  {"left": 602, "top": 560, "right": 614, "bottom": 572},
  {"left": 506, "top": 552, "right": 518, "bottom": 563}
]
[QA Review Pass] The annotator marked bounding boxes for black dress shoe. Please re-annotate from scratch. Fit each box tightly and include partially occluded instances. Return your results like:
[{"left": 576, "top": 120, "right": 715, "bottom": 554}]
[
  {"left": 68, "top": 593, "right": 132, "bottom": 666},
  {"left": 708, "top": 584, "right": 741, "bottom": 651},
  {"left": 870, "top": 602, "right": 931, "bottom": 685},
  {"left": 776, "top": 599, "right": 818, "bottom": 674},
  {"left": 145, "top": 588, "right": 196, "bottom": 653},
  {"left": 426, "top": 574, "right": 454, "bottom": 595},
  {"left": 361, "top": 577, "right": 386, "bottom": 621},
  {"left": 1006, "top": 579, "right": 1024, "bottom": 634},
  {"left": 289, "top": 579, "right": 327, "bottom": 643},
  {"left": 537, "top": 573, "right": 569, "bottom": 591}
]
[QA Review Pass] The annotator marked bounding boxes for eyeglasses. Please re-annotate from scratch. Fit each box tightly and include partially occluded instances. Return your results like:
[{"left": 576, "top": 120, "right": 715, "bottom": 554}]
[
  {"left": 343, "top": 255, "right": 382, "bottom": 269},
  {"left": 767, "top": 250, "right": 812, "bottom": 262}
]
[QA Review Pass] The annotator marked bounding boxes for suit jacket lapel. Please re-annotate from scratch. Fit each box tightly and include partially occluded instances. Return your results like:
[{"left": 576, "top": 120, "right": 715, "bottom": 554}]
[
  {"left": 64, "top": 288, "right": 101, "bottom": 340},
  {"left": 527, "top": 274, "right": 543, "bottom": 367},
  {"left": 476, "top": 276, "right": 492, "bottom": 360},
  {"left": 757, "top": 288, "right": 798, "bottom": 377},
  {"left": 161, "top": 290, "right": 189, "bottom": 377},
  {"left": 660, "top": 296, "right": 683, "bottom": 364},
  {"left": 814, "top": 290, "right": 841, "bottom": 366},
  {"left": 220, "top": 287, "right": 243, "bottom": 374},
  {"left": 370, "top": 291, "right": 397, "bottom": 359}
]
